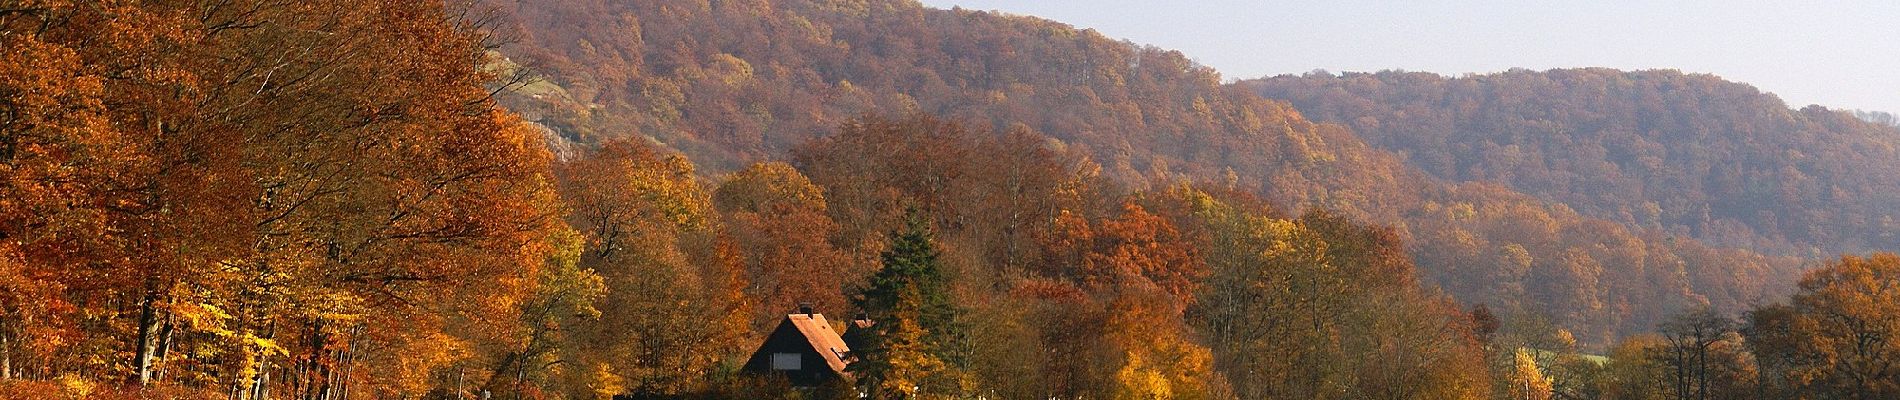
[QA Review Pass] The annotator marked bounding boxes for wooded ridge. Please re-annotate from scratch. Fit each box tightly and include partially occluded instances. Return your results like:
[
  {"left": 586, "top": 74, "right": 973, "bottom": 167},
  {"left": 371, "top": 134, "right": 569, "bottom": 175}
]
[{"left": 2, "top": 0, "right": 1896, "bottom": 399}]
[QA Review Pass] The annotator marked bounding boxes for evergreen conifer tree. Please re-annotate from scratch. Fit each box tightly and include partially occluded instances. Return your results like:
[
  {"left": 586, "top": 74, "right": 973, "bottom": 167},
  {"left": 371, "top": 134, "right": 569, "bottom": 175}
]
[{"left": 849, "top": 210, "right": 970, "bottom": 398}]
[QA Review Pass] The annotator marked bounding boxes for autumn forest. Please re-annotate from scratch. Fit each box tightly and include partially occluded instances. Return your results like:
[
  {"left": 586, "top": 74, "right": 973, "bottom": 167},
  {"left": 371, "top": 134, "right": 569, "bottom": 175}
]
[{"left": 3, "top": 1, "right": 1898, "bottom": 399}]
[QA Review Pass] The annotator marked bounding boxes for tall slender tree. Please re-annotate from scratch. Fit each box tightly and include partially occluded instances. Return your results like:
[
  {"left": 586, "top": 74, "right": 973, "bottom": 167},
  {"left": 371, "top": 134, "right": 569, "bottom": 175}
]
[{"left": 849, "top": 211, "right": 970, "bottom": 398}]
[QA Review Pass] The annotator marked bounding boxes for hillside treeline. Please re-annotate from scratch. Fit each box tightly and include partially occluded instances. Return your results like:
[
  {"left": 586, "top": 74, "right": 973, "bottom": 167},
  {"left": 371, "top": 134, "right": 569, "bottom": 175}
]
[
  {"left": 0, "top": 1, "right": 1475, "bottom": 398},
  {"left": 8, "top": 1, "right": 1892, "bottom": 399},
  {"left": 1250, "top": 69, "right": 1900, "bottom": 257},
  {"left": 0, "top": 0, "right": 1486, "bottom": 393},
  {"left": 1475, "top": 253, "right": 1900, "bottom": 400},
  {"left": 486, "top": 0, "right": 1799, "bottom": 345}
]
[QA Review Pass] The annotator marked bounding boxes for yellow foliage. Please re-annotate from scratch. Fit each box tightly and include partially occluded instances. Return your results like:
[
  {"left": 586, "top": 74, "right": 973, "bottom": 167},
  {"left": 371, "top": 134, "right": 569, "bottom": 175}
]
[
  {"left": 591, "top": 362, "right": 627, "bottom": 400},
  {"left": 1508, "top": 349, "right": 1553, "bottom": 400},
  {"left": 246, "top": 334, "right": 286, "bottom": 357},
  {"left": 173, "top": 301, "right": 234, "bottom": 336},
  {"left": 710, "top": 53, "right": 754, "bottom": 85},
  {"left": 1115, "top": 352, "right": 1174, "bottom": 400},
  {"left": 875, "top": 291, "right": 953, "bottom": 398},
  {"left": 56, "top": 375, "right": 95, "bottom": 399},
  {"left": 1103, "top": 287, "right": 1218, "bottom": 400}
]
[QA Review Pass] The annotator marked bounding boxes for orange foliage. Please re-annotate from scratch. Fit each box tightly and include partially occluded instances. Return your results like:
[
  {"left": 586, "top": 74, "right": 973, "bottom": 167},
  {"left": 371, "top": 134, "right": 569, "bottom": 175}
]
[
  {"left": 1, "top": 1, "right": 562, "bottom": 398},
  {"left": 491, "top": 0, "right": 1802, "bottom": 347}
]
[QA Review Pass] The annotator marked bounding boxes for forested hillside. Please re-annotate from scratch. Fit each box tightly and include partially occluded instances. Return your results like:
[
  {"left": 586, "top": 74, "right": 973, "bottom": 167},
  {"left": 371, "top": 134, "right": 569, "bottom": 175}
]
[
  {"left": 484, "top": 0, "right": 1799, "bottom": 345},
  {"left": 14, "top": 0, "right": 1894, "bottom": 399},
  {"left": 0, "top": 1, "right": 1482, "bottom": 397},
  {"left": 1250, "top": 69, "right": 1900, "bottom": 257},
  {"left": 1, "top": 1, "right": 567, "bottom": 398}
]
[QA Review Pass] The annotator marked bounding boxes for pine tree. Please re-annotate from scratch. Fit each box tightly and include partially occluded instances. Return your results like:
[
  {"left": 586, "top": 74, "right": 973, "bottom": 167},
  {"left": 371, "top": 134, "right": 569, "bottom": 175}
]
[{"left": 849, "top": 211, "right": 970, "bottom": 398}]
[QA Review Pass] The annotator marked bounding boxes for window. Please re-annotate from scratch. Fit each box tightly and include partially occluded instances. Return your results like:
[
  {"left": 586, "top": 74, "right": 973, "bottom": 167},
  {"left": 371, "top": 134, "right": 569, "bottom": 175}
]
[{"left": 771, "top": 353, "right": 801, "bottom": 370}]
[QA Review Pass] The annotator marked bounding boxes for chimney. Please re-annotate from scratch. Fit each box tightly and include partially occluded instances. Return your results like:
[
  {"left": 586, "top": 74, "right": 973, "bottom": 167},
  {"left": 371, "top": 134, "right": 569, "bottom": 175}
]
[{"left": 797, "top": 302, "right": 814, "bottom": 316}]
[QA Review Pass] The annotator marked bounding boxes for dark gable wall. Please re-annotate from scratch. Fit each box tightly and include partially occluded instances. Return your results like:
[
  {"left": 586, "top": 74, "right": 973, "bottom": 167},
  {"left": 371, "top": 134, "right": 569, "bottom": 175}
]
[{"left": 741, "top": 318, "right": 842, "bottom": 387}]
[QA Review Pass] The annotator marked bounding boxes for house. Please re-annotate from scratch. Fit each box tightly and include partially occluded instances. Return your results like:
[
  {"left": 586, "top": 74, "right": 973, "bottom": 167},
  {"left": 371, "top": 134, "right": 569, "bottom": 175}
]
[{"left": 741, "top": 304, "right": 857, "bottom": 388}]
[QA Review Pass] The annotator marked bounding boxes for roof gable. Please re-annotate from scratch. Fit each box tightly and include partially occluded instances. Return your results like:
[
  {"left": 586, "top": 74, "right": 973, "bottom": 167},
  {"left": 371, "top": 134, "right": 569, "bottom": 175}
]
[
  {"left": 785, "top": 313, "right": 852, "bottom": 374},
  {"left": 743, "top": 311, "right": 857, "bottom": 387}
]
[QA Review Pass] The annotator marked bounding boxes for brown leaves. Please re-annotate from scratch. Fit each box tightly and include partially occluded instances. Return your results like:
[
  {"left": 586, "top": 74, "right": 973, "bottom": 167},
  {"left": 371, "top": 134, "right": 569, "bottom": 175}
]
[
  {"left": 714, "top": 162, "right": 857, "bottom": 331},
  {"left": 0, "top": 1, "right": 565, "bottom": 396},
  {"left": 1746, "top": 253, "right": 1900, "bottom": 398},
  {"left": 1083, "top": 202, "right": 1205, "bottom": 304},
  {"left": 552, "top": 136, "right": 754, "bottom": 397}
]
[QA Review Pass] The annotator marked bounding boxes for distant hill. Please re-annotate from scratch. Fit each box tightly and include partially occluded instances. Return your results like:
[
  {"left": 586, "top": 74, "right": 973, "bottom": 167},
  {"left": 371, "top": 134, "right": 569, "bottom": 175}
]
[
  {"left": 486, "top": 0, "right": 1799, "bottom": 344},
  {"left": 1248, "top": 69, "right": 1900, "bottom": 257}
]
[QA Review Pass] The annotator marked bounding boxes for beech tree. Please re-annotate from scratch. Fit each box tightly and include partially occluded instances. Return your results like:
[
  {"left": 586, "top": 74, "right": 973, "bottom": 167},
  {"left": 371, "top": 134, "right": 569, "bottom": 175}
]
[
  {"left": 1506, "top": 349, "right": 1553, "bottom": 400},
  {"left": 1, "top": 1, "right": 567, "bottom": 398},
  {"left": 553, "top": 137, "right": 749, "bottom": 398},
  {"left": 1179, "top": 185, "right": 1488, "bottom": 400},
  {"left": 714, "top": 162, "right": 860, "bottom": 331},
  {"left": 1745, "top": 253, "right": 1900, "bottom": 399},
  {"left": 1655, "top": 306, "right": 1739, "bottom": 400}
]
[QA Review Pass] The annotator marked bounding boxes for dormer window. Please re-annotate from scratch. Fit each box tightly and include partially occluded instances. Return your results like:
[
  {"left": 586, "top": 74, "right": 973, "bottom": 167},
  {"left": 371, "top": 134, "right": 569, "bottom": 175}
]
[{"left": 771, "top": 353, "right": 802, "bottom": 370}]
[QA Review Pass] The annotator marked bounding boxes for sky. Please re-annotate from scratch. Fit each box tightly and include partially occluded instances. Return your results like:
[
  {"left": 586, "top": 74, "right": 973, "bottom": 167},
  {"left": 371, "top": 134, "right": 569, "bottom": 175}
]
[{"left": 917, "top": 0, "right": 1900, "bottom": 113}]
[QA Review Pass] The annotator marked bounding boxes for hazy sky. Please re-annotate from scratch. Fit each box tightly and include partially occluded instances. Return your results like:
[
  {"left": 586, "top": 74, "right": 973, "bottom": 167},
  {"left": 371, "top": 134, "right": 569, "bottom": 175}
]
[{"left": 918, "top": 0, "right": 1900, "bottom": 113}]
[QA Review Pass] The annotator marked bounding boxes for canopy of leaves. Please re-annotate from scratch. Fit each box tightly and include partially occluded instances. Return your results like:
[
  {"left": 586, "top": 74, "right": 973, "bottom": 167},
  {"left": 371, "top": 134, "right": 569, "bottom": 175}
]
[
  {"left": 1, "top": 0, "right": 565, "bottom": 398},
  {"left": 489, "top": 0, "right": 1803, "bottom": 345},
  {"left": 1745, "top": 253, "right": 1900, "bottom": 398},
  {"left": 1250, "top": 68, "right": 1900, "bottom": 258}
]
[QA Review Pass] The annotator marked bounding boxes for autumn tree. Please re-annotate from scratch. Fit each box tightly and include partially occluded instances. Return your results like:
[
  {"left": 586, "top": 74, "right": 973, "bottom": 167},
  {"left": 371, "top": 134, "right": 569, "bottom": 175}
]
[
  {"left": 849, "top": 212, "right": 970, "bottom": 398},
  {"left": 1650, "top": 306, "right": 1750, "bottom": 400},
  {"left": 1103, "top": 285, "right": 1224, "bottom": 400},
  {"left": 1745, "top": 253, "right": 1900, "bottom": 399},
  {"left": 1598, "top": 335, "right": 1672, "bottom": 400},
  {"left": 1082, "top": 202, "right": 1205, "bottom": 303},
  {"left": 968, "top": 279, "right": 1114, "bottom": 399},
  {"left": 554, "top": 137, "right": 748, "bottom": 398},
  {"left": 714, "top": 162, "right": 860, "bottom": 331},
  {"left": 470, "top": 228, "right": 604, "bottom": 399},
  {"left": 956, "top": 129, "right": 1106, "bottom": 275},
  {"left": 1179, "top": 185, "right": 1487, "bottom": 400},
  {"left": 794, "top": 115, "right": 974, "bottom": 249},
  {"left": 1499, "top": 349, "right": 1552, "bottom": 400},
  {"left": 792, "top": 114, "right": 1112, "bottom": 292},
  {"left": 2, "top": 2, "right": 569, "bottom": 398}
]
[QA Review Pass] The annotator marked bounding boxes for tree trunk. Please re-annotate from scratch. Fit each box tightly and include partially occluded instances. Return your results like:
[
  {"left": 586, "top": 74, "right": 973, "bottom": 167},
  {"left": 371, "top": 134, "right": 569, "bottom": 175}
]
[
  {"left": 481, "top": 351, "right": 522, "bottom": 394},
  {"left": 133, "top": 290, "right": 160, "bottom": 386},
  {"left": 315, "top": 344, "right": 336, "bottom": 400},
  {"left": 306, "top": 318, "right": 329, "bottom": 400},
  {"left": 253, "top": 367, "right": 271, "bottom": 400},
  {"left": 248, "top": 321, "right": 278, "bottom": 400},
  {"left": 154, "top": 315, "right": 175, "bottom": 382},
  {"left": 1696, "top": 343, "right": 1709, "bottom": 400},
  {"left": 513, "top": 355, "right": 526, "bottom": 400},
  {"left": 1, "top": 311, "right": 11, "bottom": 381},
  {"left": 334, "top": 325, "right": 359, "bottom": 400}
]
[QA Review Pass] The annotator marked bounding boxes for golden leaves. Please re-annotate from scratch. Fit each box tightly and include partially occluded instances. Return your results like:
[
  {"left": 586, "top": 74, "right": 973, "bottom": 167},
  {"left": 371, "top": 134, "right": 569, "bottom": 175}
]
[
  {"left": 1507, "top": 349, "right": 1553, "bottom": 400},
  {"left": 1, "top": 1, "right": 567, "bottom": 397}
]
